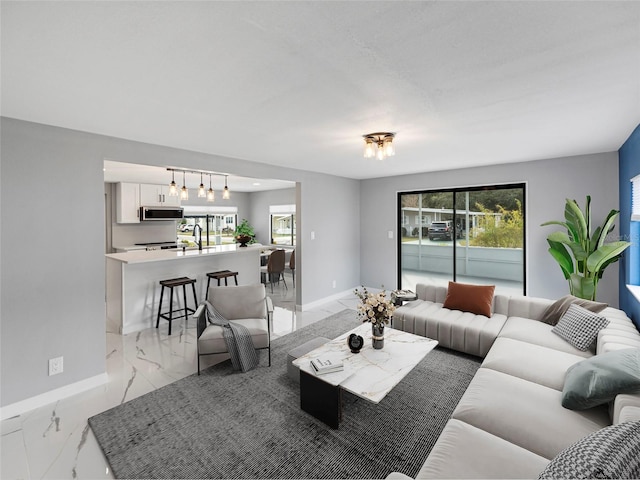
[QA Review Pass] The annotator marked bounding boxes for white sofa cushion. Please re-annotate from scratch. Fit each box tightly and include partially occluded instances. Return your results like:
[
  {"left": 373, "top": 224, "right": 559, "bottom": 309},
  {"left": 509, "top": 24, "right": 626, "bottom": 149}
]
[
  {"left": 451, "top": 368, "right": 610, "bottom": 460},
  {"left": 481, "top": 337, "right": 584, "bottom": 390},
  {"left": 498, "top": 316, "right": 594, "bottom": 357},
  {"left": 416, "top": 419, "right": 549, "bottom": 479}
]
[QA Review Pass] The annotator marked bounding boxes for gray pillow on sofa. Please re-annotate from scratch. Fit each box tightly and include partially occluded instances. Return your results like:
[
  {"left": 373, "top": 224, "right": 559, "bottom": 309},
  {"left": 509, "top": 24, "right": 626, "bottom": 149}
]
[
  {"left": 552, "top": 304, "right": 609, "bottom": 351},
  {"left": 562, "top": 348, "right": 640, "bottom": 410},
  {"left": 540, "top": 294, "right": 608, "bottom": 326},
  {"left": 538, "top": 420, "right": 640, "bottom": 479}
]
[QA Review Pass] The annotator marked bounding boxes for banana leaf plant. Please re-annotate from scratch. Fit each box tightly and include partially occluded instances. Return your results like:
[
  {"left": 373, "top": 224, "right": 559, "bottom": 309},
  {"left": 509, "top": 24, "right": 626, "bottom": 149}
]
[{"left": 541, "top": 196, "right": 630, "bottom": 301}]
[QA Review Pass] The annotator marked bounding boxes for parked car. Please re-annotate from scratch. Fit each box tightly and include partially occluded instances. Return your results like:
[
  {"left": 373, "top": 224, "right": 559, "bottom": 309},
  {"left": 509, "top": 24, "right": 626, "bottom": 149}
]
[
  {"left": 179, "top": 223, "right": 195, "bottom": 232},
  {"left": 428, "top": 221, "right": 462, "bottom": 241}
]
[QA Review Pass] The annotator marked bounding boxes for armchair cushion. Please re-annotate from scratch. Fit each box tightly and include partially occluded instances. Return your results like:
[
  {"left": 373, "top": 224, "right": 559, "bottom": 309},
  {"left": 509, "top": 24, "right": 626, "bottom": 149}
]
[
  {"left": 207, "top": 284, "right": 267, "bottom": 320},
  {"left": 198, "top": 318, "right": 270, "bottom": 355}
]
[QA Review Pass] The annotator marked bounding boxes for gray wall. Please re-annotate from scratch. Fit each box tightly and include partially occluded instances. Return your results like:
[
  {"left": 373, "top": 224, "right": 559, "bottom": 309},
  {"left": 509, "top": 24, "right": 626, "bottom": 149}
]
[
  {"left": 360, "top": 152, "right": 621, "bottom": 307},
  {"left": 1, "top": 117, "right": 360, "bottom": 408}
]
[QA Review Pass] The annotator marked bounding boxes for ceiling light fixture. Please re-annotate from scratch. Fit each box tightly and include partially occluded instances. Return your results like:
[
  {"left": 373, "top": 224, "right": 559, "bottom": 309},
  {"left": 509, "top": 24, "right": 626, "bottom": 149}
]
[
  {"left": 223, "top": 175, "right": 230, "bottom": 200},
  {"left": 207, "top": 174, "right": 215, "bottom": 202},
  {"left": 198, "top": 173, "right": 206, "bottom": 198},
  {"left": 167, "top": 168, "right": 230, "bottom": 200},
  {"left": 180, "top": 171, "right": 189, "bottom": 200},
  {"left": 363, "top": 132, "right": 395, "bottom": 160},
  {"left": 169, "top": 170, "right": 178, "bottom": 196}
]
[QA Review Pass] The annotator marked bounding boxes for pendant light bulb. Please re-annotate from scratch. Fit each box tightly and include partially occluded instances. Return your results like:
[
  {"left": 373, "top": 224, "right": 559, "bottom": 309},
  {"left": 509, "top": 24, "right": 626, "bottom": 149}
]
[
  {"left": 169, "top": 170, "right": 178, "bottom": 196},
  {"left": 377, "top": 144, "right": 385, "bottom": 160},
  {"left": 198, "top": 173, "right": 206, "bottom": 198},
  {"left": 180, "top": 171, "right": 189, "bottom": 200},
  {"left": 207, "top": 174, "right": 215, "bottom": 202},
  {"left": 223, "top": 175, "right": 230, "bottom": 200}
]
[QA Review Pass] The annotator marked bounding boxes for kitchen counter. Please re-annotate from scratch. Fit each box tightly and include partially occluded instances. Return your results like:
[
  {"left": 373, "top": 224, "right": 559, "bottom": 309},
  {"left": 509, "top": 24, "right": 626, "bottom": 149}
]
[
  {"left": 105, "top": 245, "right": 261, "bottom": 334},
  {"left": 106, "top": 244, "right": 248, "bottom": 264}
]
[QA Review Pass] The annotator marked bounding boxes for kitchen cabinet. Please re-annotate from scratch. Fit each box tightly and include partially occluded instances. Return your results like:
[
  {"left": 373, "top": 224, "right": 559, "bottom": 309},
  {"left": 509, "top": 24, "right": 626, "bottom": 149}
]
[
  {"left": 116, "top": 182, "right": 140, "bottom": 223},
  {"left": 140, "top": 184, "right": 181, "bottom": 207}
]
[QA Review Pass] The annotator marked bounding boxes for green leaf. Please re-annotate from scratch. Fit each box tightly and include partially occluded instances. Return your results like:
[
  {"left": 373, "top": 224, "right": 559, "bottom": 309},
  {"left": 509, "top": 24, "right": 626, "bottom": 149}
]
[
  {"left": 564, "top": 200, "right": 586, "bottom": 243},
  {"left": 547, "top": 239, "right": 574, "bottom": 279},
  {"left": 595, "top": 210, "right": 620, "bottom": 249},
  {"left": 569, "top": 274, "right": 595, "bottom": 300},
  {"left": 586, "top": 241, "right": 631, "bottom": 274},
  {"left": 547, "top": 231, "right": 587, "bottom": 261}
]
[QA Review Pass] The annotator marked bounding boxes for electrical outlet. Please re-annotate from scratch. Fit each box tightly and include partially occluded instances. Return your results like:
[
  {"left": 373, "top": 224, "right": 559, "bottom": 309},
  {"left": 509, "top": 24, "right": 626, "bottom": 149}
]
[
  {"left": 311, "top": 231, "right": 315, "bottom": 240},
  {"left": 388, "top": 230, "right": 394, "bottom": 239},
  {"left": 332, "top": 280, "right": 336, "bottom": 288},
  {"left": 48, "top": 356, "right": 63, "bottom": 376}
]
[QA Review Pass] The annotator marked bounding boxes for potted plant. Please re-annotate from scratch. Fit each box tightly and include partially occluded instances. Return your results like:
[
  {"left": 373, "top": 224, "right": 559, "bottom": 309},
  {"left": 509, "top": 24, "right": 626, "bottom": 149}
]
[
  {"left": 541, "top": 196, "right": 630, "bottom": 301},
  {"left": 234, "top": 219, "right": 255, "bottom": 247}
]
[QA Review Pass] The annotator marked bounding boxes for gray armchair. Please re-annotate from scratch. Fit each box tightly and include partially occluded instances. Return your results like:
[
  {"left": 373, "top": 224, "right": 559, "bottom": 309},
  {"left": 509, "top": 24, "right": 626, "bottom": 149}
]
[{"left": 193, "top": 283, "right": 273, "bottom": 374}]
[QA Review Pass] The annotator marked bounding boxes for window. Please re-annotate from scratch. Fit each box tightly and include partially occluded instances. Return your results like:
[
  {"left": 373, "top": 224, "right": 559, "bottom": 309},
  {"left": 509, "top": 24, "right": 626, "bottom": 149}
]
[
  {"left": 178, "top": 206, "right": 238, "bottom": 246},
  {"left": 270, "top": 204, "right": 296, "bottom": 246},
  {"left": 398, "top": 184, "right": 526, "bottom": 296},
  {"left": 629, "top": 176, "right": 640, "bottom": 287}
]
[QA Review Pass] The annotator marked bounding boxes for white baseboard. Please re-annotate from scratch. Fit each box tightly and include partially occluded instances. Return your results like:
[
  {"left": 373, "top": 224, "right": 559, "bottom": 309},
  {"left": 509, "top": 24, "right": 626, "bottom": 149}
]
[
  {"left": 1, "top": 373, "right": 108, "bottom": 421},
  {"left": 300, "top": 287, "right": 357, "bottom": 311}
]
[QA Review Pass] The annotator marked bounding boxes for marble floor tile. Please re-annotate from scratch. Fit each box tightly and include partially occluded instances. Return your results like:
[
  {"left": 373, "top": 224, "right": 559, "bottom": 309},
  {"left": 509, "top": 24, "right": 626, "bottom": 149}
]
[{"left": 1, "top": 282, "right": 355, "bottom": 479}]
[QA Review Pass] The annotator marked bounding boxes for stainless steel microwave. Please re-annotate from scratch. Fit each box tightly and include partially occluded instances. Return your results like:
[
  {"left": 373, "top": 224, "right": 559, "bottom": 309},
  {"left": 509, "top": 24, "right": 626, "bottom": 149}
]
[{"left": 140, "top": 207, "right": 184, "bottom": 221}]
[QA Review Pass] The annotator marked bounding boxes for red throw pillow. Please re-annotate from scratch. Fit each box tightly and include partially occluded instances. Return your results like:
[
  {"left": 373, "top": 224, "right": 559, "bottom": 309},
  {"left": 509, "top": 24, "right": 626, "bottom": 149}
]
[{"left": 443, "top": 281, "right": 495, "bottom": 317}]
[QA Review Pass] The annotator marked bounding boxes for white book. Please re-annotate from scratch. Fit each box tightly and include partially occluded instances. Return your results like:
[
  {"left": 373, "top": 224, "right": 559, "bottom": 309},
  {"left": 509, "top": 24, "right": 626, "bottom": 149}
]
[{"left": 310, "top": 357, "right": 344, "bottom": 374}]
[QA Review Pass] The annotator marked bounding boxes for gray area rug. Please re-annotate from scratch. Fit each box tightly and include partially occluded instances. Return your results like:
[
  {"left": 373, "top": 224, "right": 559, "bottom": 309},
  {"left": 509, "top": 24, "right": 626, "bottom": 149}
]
[{"left": 89, "top": 310, "right": 480, "bottom": 479}]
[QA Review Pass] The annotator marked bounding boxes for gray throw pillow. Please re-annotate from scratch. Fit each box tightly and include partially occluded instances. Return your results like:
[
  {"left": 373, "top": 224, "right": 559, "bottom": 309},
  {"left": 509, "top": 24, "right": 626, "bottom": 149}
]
[
  {"left": 538, "top": 420, "right": 640, "bottom": 479},
  {"left": 540, "top": 294, "right": 608, "bottom": 326},
  {"left": 551, "top": 304, "right": 609, "bottom": 351},
  {"left": 562, "top": 348, "right": 640, "bottom": 410}
]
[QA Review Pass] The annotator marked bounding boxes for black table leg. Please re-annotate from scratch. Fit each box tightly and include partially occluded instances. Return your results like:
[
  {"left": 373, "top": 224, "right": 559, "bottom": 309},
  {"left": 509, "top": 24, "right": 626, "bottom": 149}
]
[{"left": 299, "top": 370, "right": 342, "bottom": 429}]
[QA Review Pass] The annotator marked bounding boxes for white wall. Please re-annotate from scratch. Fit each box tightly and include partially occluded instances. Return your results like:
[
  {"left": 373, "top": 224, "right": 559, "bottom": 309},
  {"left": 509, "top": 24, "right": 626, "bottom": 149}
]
[
  {"left": 1, "top": 117, "right": 360, "bottom": 408},
  {"left": 360, "top": 152, "right": 621, "bottom": 307}
]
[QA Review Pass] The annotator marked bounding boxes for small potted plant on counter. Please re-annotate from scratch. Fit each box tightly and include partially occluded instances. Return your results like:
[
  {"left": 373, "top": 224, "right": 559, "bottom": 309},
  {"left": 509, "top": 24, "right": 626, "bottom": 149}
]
[{"left": 234, "top": 219, "right": 255, "bottom": 247}]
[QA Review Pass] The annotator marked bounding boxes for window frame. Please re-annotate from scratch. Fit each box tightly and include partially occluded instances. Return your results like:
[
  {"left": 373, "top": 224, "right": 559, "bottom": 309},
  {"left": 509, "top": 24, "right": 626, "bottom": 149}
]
[{"left": 396, "top": 182, "right": 527, "bottom": 294}]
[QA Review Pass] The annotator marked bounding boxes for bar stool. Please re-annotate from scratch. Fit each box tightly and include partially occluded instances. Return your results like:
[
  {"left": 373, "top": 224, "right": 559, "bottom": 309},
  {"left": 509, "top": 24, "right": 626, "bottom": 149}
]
[
  {"left": 206, "top": 270, "right": 239, "bottom": 290},
  {"left": 156, "top": 276, "right": 198, "bottom": 335}
]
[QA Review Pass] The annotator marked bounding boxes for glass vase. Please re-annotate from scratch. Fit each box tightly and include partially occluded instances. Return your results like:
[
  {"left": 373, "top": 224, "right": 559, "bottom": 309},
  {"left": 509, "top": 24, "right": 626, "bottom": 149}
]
[{"left": 371, "top": 323, "right": 384, "bottom": 349}]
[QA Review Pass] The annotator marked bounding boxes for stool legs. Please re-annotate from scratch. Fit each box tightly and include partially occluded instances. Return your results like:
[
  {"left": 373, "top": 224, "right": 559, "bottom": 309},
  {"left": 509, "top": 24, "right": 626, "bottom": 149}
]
[
  {"left": 156, "top": 285, "right": 165, "bottom": 329},
  {"left": 168, "top": 286, "right": 175, "bottom": 335}
]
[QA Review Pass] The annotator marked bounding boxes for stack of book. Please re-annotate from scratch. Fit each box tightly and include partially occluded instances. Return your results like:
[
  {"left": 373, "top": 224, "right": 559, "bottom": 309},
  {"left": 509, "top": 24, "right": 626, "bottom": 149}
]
[{"left": 310, "top": 357, "right": 344, "bottom": 375}]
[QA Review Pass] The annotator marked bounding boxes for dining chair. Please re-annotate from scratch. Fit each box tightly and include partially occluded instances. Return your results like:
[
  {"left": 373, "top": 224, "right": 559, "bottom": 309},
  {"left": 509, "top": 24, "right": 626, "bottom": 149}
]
[
  {"left": 289, "top": 249, "right": 295, "bottom": 283},
  {"left": 260, "top": 249, "right": 287, "bottom": 293}
]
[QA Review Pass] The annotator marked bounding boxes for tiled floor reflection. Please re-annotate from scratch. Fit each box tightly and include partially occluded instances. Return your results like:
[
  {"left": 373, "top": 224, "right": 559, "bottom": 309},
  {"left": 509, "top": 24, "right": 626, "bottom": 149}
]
[{"left": 1, "top": 275, "right": 356, "bottom": 479}]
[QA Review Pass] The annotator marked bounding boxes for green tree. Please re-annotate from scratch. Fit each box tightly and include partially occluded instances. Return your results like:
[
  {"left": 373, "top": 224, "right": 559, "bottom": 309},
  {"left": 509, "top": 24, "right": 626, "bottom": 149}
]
[{"left": 469, "top": 201, "right": 523, "bottom": 248}]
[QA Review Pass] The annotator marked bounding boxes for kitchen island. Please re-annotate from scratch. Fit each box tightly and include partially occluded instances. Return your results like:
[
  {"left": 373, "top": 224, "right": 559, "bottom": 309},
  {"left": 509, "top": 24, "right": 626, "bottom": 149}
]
[{"left": 106, "top": 245, "right": 261, "bottom": 334}]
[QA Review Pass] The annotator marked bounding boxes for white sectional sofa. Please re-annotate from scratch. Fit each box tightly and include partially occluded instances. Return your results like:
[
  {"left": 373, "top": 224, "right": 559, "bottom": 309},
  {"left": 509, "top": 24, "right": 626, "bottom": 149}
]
[{"left": 390, "top": 283, "right": 640, "bottom": 479}]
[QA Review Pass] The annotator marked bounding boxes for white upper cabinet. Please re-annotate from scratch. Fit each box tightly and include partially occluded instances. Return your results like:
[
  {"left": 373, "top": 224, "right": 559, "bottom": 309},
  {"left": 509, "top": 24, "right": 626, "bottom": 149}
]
[
  {"left": 116, "top": 182, "right": 140, "bottom": 223},
  {"left": 139, "top": 184, "right": 181, "bottom": 207}
]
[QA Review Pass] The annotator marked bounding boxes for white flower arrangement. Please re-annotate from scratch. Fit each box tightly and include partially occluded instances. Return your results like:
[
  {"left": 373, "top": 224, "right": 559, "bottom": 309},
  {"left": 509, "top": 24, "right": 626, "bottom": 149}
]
[{"left": 354, "top": 286, "right": 396, "bottom": 327}]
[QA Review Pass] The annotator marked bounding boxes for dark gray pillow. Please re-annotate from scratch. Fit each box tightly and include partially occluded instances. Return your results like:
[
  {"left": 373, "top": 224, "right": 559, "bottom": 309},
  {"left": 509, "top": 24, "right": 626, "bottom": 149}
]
[
  {"left": 540, "top": 294, "right": 608, "bottom": 326},
  {"left": 538, "top": 420, "right": 640, "bottom": 479},
  {"left": 562, "top": 348, "right": 640, "bottom": 410},
  {"left": 552, "top": 304, "right": 609, "bottom": 351}
]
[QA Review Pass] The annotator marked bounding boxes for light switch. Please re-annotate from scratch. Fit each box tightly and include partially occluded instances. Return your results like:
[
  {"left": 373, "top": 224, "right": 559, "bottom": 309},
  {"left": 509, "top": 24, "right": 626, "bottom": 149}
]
[
  {"left": 388, "top": 230, "right": 394, "bottom": 239},
  {"left": 311, "top": 231, "right": 315, "bottom": 240}
]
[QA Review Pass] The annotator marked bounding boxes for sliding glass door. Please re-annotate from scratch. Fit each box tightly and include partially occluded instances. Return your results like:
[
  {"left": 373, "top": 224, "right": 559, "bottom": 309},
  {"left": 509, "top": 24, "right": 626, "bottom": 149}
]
[{"left": 398, "top": 184, "right": 525, "bottom": 296}]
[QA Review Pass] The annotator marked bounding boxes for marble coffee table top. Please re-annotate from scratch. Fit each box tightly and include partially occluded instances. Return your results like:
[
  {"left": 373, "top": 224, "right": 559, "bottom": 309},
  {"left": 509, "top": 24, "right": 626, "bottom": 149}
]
[{"left": 292, "top": 322, "right": 438, "bottom": 404}]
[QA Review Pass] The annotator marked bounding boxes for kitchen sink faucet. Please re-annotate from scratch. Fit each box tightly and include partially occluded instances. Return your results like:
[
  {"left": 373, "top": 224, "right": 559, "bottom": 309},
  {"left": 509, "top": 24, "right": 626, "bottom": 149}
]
[{"left": 193, "top": 224, "right": 203, "bottom": 251}]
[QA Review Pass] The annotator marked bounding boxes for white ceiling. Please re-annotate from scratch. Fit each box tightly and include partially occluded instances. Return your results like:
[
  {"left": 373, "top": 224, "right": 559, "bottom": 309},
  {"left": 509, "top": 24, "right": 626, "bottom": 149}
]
[{"left": 2, "top": 1, "right": 639, "bottom": 180}]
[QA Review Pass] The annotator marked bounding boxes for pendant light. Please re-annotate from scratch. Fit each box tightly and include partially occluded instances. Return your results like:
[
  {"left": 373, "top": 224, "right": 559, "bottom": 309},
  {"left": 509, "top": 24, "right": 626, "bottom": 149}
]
[
  {"left": 180, "top": 171, "right": 189, "bottom": 200},
  {"left": 168, "top": 170, "right": 178, "bottom": 196},
  {"left": 223, "top": 175, "right": 230, "bottom": 199},
  {"left": 198, "top": 173, "right": 206, "bottom": 198},
  {"left": 207, "top": 174, "right": 215, "bottom": 202}
]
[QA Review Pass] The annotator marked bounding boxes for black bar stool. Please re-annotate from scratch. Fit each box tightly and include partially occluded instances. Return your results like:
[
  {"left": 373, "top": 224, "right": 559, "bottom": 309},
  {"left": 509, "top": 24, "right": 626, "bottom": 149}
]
[
  {"left": 156, "top": 276, "right": 198, "bottom": 335},
  {"left": 206, "top": 270, "right": 238, "bottom": 289}
]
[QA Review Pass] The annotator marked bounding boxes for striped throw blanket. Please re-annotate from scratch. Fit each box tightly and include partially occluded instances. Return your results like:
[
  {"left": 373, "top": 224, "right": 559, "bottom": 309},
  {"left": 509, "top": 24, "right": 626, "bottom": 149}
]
[{"left": 203, "top": 300, "right": 259, "bottom": 372}]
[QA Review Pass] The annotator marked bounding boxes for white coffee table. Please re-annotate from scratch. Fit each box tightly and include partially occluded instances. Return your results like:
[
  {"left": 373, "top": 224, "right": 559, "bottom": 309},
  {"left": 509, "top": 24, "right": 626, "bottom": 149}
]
[{"left": 292, "top": 322, "right": 438, "bottom": 428}]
